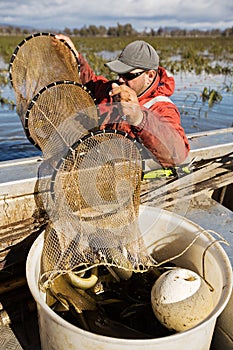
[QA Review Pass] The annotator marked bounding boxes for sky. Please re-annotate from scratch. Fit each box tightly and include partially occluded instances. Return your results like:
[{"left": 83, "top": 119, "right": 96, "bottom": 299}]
[{"left": 0, "top": 0, "right": 233, "bottom": 32}]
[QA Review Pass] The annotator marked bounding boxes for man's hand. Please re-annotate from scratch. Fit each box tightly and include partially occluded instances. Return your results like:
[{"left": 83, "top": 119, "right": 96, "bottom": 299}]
[{"left": 109, "top": 83, "right": 143, "bottom": 126}]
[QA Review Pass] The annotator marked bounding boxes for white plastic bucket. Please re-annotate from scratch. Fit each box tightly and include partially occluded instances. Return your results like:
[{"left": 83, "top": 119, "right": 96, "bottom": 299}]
[{"left": 26, "top": 206, "right": 232, "bottom": 350}]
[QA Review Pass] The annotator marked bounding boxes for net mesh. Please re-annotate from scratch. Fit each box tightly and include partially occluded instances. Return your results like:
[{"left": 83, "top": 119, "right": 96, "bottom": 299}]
[
  {"left": 9, "top": 32, "right": 81, "bottom": 127},
  {"left": 9, "top": 33, "right": 158, "bottom": 293},
  {"left": 25, "top": 81, "right": 98, "bottom": 158},
  {"left": 39, "top": 131, "right": 156, "bottom": 289}
]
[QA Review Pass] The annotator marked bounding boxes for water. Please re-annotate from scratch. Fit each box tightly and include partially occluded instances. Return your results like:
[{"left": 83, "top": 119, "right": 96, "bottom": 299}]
[
  {"left": 173, "top": 72, "right": 233, "bottom": 132},
  {"left": 0, "top": 72, "right": 232, "bottom": 162}
]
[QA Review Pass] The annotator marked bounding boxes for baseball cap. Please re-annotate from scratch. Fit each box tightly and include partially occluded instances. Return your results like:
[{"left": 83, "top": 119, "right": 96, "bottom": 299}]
[{"left": 105, "top": 40, "right": 159, "bottom": 74}]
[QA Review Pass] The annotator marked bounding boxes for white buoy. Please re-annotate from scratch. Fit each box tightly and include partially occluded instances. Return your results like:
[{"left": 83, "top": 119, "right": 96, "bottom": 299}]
[{"left": 151, "top": 268, "right": 213, "bottom": 332}]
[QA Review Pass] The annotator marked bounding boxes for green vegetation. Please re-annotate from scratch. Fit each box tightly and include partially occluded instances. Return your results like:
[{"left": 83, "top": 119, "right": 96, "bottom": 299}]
[
  {"left": 0, "top": 34, "right": 232, "bottom": 108},
  {"left": 68, "top": 36, "right": 233, "bottom": 78},
  {"left": 0, "top": 71, "right": 15, "bottom": 108},
  {"left": 0, "top": 35, "right": 25, "bottom": 64},
  {"left": 0, "top": 35, "right": 232, "bottom": 77},
  {"left": 201, "top": 87, "right": 222, "bottom": 107}
]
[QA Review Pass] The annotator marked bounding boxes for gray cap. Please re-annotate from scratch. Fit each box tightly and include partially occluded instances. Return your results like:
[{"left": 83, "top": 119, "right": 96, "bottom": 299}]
[{"left": 105, "top": 40, "right": 159, "bottom": 74}]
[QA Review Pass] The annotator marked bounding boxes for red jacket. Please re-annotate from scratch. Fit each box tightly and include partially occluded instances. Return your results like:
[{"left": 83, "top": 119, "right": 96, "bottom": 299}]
[{"left": 78, "top": 53, "right": 190, "bottom": 167}]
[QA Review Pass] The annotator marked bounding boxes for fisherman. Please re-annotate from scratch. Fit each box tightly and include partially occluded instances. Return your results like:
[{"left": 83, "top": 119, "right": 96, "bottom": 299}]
[{"left": 55, "top": 35, "right": 190, "bottom": 168}]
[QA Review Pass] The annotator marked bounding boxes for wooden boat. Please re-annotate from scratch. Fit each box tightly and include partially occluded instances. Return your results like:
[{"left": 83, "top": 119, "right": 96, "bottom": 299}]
[{"left": 0, "top": 127, "right": 232, "bottom": 349}]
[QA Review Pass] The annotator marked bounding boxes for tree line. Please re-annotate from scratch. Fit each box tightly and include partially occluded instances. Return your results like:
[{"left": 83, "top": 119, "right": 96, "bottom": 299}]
[{"left": 1, "top": 23, "right": 233, "bottom": 37}]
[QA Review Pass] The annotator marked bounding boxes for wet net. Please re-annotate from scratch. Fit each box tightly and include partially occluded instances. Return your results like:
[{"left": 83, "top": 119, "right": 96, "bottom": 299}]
[
  {"left": 9, "top": 32, "right": 81, "bottom": 128},
  {"left": 39, "top": 129, "right": 157, "bottom": 289},
  {"left": 9, "top": 33, "right": 158, "bottom": 294},
  {"left": 24, "top": 81, "right": 98, "bottom": 158}
]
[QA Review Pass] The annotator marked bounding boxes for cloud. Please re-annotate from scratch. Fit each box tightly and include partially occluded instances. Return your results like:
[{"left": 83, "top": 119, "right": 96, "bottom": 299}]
[{"left": 0, "top": 0, "right": 232, "bottom": 31}]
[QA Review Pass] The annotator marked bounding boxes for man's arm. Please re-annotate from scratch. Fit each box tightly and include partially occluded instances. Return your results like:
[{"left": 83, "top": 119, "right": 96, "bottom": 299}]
[{"left": 109, "top": 84, "right": 189, "bottom": 167}]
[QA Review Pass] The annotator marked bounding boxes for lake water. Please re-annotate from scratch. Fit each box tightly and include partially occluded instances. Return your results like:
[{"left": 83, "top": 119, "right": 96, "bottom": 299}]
[{"left": 0, "top": 70, "right": 232, "bottom": 162}]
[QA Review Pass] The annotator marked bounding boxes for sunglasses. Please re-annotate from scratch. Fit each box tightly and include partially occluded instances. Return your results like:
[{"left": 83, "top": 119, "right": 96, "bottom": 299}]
[{"left": 119, "top": 70, "right": 146, "bottom": 81}]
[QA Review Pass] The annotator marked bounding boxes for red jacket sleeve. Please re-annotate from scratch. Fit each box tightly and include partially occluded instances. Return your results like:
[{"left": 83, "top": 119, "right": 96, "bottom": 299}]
[
  {"left": 78, "top": 53, "right": 108, "bottom": 84},
  {"left": 78, "top": 53, "right": 112, "bottom": 104}
]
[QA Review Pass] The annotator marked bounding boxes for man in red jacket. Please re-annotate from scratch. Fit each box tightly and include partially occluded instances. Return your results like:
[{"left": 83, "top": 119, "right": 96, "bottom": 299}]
[{"left": 56, "top": 35, "right": 190, "bottom": 168}]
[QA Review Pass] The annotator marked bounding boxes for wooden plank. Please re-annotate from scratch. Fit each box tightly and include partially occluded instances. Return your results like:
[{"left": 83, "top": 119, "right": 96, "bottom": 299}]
[
  {"left": 143, "top": 172, "right": 233, "bottom": 209},
  {"left": 141, "top": 153, "right": 233, "bottom": 207}
]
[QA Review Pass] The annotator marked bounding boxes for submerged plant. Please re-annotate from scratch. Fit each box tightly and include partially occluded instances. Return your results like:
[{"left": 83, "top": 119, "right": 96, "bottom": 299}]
[
  {"left": 0, "top": 71, "right": 9, "bottom": 86},
  {"left": 0, "top": 72, "right": 15, "bottom": 109},
  {"left": 201, "top": 87, "right": 222, "bottom": 107},
  {"left": 221, "top": 81, "right": 233, "bottom": 92},
  {"left": 0, "top": 95, "right": 15, "bottom": 109}
]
